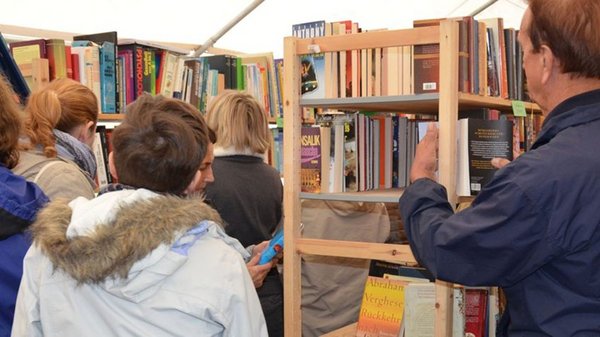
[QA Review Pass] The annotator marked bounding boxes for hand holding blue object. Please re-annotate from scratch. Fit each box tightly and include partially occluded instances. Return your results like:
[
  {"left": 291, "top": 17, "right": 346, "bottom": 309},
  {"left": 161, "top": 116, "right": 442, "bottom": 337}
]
[{"left": 258, "top": 227, "right": 284, "bottom": 265}]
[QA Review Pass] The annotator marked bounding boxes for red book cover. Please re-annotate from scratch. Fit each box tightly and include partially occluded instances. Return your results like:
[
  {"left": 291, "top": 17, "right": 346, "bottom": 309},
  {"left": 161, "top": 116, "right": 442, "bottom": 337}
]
[
  {"left": 71, "top": 53, "right": 80, "bottom": 82},
  {"left": 465, "top": 288, "right": 488, "bottom": 337},
  {"left": 65, "top": 45, "right": 73, "bottom": 79}
]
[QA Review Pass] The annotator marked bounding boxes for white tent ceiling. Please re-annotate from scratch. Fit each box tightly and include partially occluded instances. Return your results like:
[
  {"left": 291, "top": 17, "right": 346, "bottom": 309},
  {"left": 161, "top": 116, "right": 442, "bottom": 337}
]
[{"left": 0, "top": 0, "right": 527, "bottom": 58}]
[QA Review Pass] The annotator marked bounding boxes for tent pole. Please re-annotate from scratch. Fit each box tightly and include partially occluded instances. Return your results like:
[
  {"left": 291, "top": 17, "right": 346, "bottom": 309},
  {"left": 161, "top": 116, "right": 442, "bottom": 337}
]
[
  {"left": 469, "top": 0, "right": 499, "bottom": 16},
  {"left": 191, "top": 0, "right": 265, "bottom": 58}
]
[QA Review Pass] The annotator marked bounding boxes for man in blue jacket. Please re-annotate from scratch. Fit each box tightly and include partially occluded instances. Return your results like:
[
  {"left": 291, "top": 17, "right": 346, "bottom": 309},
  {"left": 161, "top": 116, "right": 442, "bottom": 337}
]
[
  {"left": 399, "top": 0, "right": 600, "bottom": 336},
  {"left": 0, "top": 75, "right": 49, "bottom": 337}
]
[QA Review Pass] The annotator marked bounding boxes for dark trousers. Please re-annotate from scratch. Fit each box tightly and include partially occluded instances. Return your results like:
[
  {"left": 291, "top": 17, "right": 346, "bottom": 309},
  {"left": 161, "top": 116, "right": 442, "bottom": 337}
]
[{"left": 257, "top": 269, "right": 283, "bottom": 337}]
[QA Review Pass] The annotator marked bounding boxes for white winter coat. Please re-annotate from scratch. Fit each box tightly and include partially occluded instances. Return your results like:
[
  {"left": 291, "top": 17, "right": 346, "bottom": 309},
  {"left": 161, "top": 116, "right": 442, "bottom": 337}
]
[{"left": 11, "top": 189, "right": 268, "bottom": 337}]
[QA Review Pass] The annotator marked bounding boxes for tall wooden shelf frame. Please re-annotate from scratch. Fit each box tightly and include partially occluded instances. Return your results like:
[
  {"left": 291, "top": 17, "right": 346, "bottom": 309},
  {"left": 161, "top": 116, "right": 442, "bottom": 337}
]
[{"left": 283, "top": 20, "right": 539, "bottom": 337}]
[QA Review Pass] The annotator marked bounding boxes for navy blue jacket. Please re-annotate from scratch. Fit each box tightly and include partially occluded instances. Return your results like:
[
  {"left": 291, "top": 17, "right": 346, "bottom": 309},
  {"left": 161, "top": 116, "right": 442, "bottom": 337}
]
[
  {"left": 399, "top": 89, "right": 600, "bottom": 336},
  {"left": 0, "top": 165, "right": 48, "bottom": 337}
]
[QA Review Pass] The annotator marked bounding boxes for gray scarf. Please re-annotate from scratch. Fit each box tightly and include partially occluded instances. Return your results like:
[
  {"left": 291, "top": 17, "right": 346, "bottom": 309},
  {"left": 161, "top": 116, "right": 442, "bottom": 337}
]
[{"left": 53, "top": 129, "right": 97, "bottom": 181}]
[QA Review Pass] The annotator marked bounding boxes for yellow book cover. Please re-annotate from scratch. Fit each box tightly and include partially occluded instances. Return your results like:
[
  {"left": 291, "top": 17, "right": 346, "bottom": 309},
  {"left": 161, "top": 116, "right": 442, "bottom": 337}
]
[{"left": 355, "top": 276, "right": 406, "bottom": 337}]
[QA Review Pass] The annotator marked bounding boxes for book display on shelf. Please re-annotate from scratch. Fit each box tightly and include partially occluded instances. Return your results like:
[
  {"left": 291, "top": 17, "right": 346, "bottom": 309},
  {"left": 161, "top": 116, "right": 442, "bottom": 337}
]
[{"left": 283, "top": 17, "right": 540, "bottom": 337}]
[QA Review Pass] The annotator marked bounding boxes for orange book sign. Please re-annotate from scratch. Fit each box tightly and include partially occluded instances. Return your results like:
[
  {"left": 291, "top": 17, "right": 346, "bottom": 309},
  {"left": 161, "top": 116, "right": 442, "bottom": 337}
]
[{"left": 355, "top": 276, "right": 406, "bottom": 337}]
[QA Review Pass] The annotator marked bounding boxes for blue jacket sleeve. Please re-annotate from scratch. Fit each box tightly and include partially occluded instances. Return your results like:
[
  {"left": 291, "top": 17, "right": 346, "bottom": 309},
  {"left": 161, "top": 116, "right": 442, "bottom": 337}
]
[{"left": 399, "top": 176, "right": 556, "bottom": 287}]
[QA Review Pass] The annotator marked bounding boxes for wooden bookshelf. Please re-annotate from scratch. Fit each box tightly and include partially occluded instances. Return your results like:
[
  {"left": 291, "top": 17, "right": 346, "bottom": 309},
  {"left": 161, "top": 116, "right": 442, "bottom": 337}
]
[{"left": 283, "top": 21, "right": 541, "bottom": 337}]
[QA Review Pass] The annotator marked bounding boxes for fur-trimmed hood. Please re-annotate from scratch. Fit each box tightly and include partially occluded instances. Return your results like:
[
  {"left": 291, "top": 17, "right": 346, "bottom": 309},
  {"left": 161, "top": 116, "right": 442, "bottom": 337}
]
[{"left": 30, "top": 189, "right": 228, "bottom": 288}]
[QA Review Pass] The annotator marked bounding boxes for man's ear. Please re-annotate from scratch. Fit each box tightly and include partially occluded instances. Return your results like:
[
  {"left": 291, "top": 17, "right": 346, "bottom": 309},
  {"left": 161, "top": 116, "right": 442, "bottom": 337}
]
[
  {"left": 540, "top": 45, "right": 558, "bottom": 84},
  {"left": 108, "top": 152, "right": 118, "bottom": 180}
]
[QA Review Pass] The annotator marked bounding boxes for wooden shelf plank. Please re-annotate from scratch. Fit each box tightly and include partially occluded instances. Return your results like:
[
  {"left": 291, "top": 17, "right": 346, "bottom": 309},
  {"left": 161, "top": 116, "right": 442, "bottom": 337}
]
[
  {"left": 296, "top": 239, "right": 417, "bottom": 265},
  {"left": 321, "top": 323, "right": 357, "bottom": 337},
  {"left": 300, "top": 188, "right": 404, "bottom": 203},
  {"left": 300, "top": 93, "right": 541, "bottom": 115},
  {"left": 98, "top": 113, "right": 124, "bottom": 121},
  {"left": 301, "top": 94, "right": 440, "bottom": 113},
  {"left": 295, "top": 26, "right": 440, "bottom": 54}
]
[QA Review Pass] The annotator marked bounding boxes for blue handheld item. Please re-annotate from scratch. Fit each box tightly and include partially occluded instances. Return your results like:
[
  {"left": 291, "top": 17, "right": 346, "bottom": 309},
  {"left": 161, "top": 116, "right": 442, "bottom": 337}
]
[{"left": 259, "top": 227, "right": 284, "bottom": 265}]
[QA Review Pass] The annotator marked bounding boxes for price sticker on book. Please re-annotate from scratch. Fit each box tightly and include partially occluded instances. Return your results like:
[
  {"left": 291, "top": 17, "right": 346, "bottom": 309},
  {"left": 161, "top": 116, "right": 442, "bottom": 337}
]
[{"left": 512, "top": 100, "right": 527, "bottom": 117}]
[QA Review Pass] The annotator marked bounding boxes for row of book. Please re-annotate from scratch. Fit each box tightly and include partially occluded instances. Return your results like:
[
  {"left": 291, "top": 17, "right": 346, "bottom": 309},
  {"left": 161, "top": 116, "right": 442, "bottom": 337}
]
[
  {"left": 298, "top": 109, "right": 545, "bottom": 197},
  {"left": 355, "top": 260, "right": 500, "bottom": 337},
  {"left": 292, "top": 16, "right": 528, "bottom": 101},
  {"left": 3, "top": 31, "right": 284, "bottom": 118},
  {"left": 300, "top": 114, "right": 429, "bottom": 194}
]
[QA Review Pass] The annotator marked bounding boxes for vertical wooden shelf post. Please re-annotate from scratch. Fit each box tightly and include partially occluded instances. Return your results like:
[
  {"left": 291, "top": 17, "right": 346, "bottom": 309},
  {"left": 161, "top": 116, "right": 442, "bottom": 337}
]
[
  {"left": 282, "top": 35, "right": 303, "bottom": 337},
  {"left": 435, "top": 19, "right": 460, "bottom": 337}
]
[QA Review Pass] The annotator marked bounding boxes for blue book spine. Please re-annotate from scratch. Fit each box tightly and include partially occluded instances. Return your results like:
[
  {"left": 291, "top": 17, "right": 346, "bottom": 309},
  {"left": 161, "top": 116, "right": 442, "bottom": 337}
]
[{"left": 99, "top": 42, "right": 116, "bottom": 113}]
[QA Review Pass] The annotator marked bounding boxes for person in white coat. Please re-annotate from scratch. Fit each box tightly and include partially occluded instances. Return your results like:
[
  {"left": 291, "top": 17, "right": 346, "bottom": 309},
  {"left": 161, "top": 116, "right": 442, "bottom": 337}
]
[{"left": 11, "top": 94, "right": 268, "bottom": 337}]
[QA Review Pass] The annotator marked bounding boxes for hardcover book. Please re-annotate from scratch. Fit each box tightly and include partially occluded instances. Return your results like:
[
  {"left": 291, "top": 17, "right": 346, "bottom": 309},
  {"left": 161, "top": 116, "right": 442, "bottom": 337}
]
[
  {"left": 457, "top": 118, "right": 513, "bottom": 196},
  {"left": 355, "top": 276, "right": 406, "bottom": 337}
]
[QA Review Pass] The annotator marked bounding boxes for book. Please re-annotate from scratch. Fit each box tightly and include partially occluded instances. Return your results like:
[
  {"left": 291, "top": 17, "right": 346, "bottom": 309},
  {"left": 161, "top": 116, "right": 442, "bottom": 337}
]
[
  {"left": 45, "top": 38, "right": 67, "bottom": 80},
  {"left": 203, "top": 54, "right": 234, "bottom": 89},
  {"left": 92, "top": 125, "right": 111, "bottom": 187},
  {"left": 117, "top": 43, "right": 145, "bottom": 99},
  {"left": 457, "top": 118, "right": 513, "bottom": 196},
  {"left": 369, "top": 260, "right": 435, "bottom": 282},
  {"left": 301, "top": 126, "right": 322, "bottom": 193},
  {"left": 355, "top": 276, "right": 406, "bottom": 337},
  {"left": 452, "top": 287, "right": 466, "bottom": 337},
  {"left": 404, "top": 282, "right": 436, "bottom": 337},
  {"left": 292, "top": 20, "right": 326, "bottom": 99},
  {"left": 8, "top": 38, "right": 47, "bottom": 91},
  {"left": 71, "top": 41, "right": 102, "bottom": 112},
  {"left": 465, "top": 288, "right": 488, "bottom": 337},
  {"left": 74, "top": 32, "right": 118, "bottom": 112},
  {"left": 239, "top": 52, "right": 279, "bottom": 118},
  {"left": 0, "top": 32, "right": 30, "bottom": 102}
]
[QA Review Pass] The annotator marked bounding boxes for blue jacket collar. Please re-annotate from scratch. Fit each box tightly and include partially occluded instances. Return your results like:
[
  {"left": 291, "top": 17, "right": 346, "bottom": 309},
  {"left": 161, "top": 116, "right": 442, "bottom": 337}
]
[{"left": 533, "top": 89, "right": 600, "bottom": 150}]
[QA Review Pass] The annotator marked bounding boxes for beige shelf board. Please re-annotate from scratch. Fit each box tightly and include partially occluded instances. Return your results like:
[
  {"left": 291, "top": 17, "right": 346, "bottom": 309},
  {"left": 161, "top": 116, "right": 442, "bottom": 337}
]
[
  {"left": 294, "top": 26, "right": 440, "bottom": 54},
  {"left": 300, "top": 94, "right": 440, "bottom": 113},
  {"left": 458, "top": 92, "right": 541, "bottom": 114},
  {"left": 300, "top": 93, "right": 540, "bottom": 115},
  {"left": 300, "top": 188, "right": 404, "bottom": 203},
  {"left": 296, "top": 238, "right": 417, "bottom": 265},
  {"left": 320, "top": 323, "right": 357, "bottom": 337}
]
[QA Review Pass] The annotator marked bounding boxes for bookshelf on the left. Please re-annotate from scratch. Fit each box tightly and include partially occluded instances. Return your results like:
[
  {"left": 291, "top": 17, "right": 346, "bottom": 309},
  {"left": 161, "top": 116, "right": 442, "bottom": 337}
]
[{"left": 0, "top": 23, "right": 251, "bottom": 122}]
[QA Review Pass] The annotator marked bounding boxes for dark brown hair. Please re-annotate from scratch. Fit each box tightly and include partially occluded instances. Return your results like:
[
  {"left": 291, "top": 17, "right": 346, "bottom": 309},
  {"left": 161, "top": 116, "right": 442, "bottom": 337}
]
[
  {"left": 111, "top": 94, "right": 212, "bottom": 195},
  {"left": 0, "top": 75, "right": 23, "bottom": 168},
  {"left": 527, "top": 0, "right": 600, "bottom": 78}
]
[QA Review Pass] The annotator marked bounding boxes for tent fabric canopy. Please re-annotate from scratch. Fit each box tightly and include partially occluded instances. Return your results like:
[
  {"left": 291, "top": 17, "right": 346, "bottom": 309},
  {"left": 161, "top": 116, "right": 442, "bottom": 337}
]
[{"left": 0, "top": 0, "right": 526, "bottom": 58}]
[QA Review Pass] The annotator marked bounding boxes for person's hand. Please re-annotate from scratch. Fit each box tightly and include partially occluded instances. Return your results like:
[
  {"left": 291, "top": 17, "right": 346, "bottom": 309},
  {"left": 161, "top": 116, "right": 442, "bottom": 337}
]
[
  {"left": 491, "top": 157, "right": 511, "bottom": 169},
  {"left": 410, "top": 122, "right": 438, "bottom": 183},
  {"left": 246, "top": 251, "right": 273, "bottom": 288}
]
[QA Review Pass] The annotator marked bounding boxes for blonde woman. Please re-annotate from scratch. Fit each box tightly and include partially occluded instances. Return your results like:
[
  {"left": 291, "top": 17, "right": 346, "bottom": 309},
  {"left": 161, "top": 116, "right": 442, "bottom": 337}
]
[
  {"left": 204, "top": 90, "right": 283, "bottom": 337},
  {"left": 13, "top": 78, "right": 98, "bottom": 200}
]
